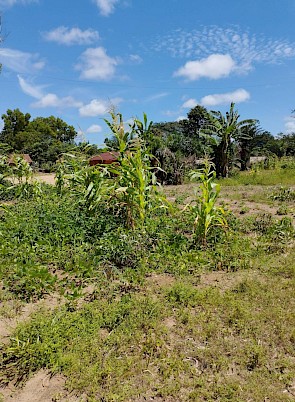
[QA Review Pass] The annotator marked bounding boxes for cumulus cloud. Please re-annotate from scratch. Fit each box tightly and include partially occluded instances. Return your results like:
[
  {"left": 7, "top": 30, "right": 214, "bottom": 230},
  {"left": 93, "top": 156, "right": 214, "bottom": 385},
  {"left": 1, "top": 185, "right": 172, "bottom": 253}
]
[
  {"left": 153, "top": 26, "right": 295, "bottom": 73},
  {"left": 0, "top": 0, "right": 37, "bottom": 8},
  {"left": 200, "top": 89, "right": 250, "bottom": 107},
  {"left": 182, "top": 98, "right": 198, "bottom": 109},
  {"left": 32, "top": 94, "right": 83, "bottom": 108},
  {"left": 75, "top": 47, "right": 118, "bottom": 80},
  {"left": 0, "top": 48, "right": 45, "bottom": 73},
  {"left": 43, "top": 26, "right": 99, "bottom": 46},
  {"left": 93, "top": 0, "right": 119, "bottom": 16},
  {"left": 86, "top": 124, "right": 103, "bottom": 133},
  {"left": 79, "top": 97, "right": 122, "bottom": 117},
  {"left": 174, "top": 54, "right": 235, "bottom": 81}
]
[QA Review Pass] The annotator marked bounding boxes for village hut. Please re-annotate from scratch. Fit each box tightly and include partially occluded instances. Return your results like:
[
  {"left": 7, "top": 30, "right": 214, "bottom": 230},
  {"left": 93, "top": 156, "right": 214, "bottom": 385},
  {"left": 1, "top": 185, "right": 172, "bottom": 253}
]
[
  {"left": 8, "top": 154, "right": 33, "bottom": 166},
  {"left": 89, "top": 152, "right": 120, "bottom": 166}
]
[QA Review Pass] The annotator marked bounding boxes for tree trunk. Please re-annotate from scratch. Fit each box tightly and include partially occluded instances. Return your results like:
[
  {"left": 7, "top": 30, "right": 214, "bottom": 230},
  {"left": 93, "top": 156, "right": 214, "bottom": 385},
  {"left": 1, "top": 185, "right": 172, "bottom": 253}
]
[{"left": 215, "top": 140, "right": 229, "bottom": 177}]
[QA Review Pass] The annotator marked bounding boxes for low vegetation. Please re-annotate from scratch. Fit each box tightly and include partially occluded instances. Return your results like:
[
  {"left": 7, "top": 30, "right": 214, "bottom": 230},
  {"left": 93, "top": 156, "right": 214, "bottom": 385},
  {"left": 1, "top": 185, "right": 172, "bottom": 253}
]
[{"left": 0, "top": 113, "right": 294, "bottom": 401}]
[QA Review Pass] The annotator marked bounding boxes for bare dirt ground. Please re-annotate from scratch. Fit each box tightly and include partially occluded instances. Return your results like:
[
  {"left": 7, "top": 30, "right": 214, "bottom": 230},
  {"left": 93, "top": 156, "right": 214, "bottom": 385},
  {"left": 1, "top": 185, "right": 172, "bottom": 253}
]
[
  {"left": 34, "top": 173, "right": 56, "bottom": 185},
  {"left": 2, "top": 370, "right": 69, "bottom": 402}
]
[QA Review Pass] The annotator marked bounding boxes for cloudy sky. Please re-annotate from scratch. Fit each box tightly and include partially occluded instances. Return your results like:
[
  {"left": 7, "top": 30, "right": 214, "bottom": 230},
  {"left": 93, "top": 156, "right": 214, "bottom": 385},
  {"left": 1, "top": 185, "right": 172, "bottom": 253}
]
[{"left": 1, "top": 0, "right": 295, "bottom": 144}]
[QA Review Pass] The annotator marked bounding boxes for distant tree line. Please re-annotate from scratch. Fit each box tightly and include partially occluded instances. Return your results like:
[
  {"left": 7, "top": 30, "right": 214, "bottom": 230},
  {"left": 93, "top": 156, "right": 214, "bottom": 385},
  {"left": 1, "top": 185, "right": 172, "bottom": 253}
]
[
  {"left": 0, "top": 109, "right": 100, "bottom": 170},
  {"left": 136, "top": 104, "right": 295, "bottom": 182},
  {"left": 1, "top": 105, "right": 294, "bottom": 178}
]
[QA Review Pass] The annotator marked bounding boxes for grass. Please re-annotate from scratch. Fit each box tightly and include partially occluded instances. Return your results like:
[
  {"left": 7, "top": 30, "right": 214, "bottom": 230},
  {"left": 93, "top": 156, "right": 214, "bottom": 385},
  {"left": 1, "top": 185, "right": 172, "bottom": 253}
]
[
  {"left": 0, "top": 162, "right": 294, "bottom": 401},
  {"left": 218, "top": 164, "right": 295, "bottom": 187}
]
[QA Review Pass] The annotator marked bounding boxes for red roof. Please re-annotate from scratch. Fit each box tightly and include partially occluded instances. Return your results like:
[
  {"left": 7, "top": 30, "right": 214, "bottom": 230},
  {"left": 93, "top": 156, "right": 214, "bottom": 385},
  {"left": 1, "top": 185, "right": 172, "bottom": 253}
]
[{"left": 90, "top": 151, "right": 119, "bottom": 165}]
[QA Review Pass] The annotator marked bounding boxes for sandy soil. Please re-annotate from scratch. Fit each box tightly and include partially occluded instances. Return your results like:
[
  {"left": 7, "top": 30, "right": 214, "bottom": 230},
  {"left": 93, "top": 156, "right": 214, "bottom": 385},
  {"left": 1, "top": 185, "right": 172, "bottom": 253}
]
[
  {"left": 0, "top": 369, "right": 83, "bottom": 402},
  {"left": 34, "top": 173, "right": 56, "bottom": 185},
  {"left": 0, "top": 293, "right": 79, "bottom": 402}
]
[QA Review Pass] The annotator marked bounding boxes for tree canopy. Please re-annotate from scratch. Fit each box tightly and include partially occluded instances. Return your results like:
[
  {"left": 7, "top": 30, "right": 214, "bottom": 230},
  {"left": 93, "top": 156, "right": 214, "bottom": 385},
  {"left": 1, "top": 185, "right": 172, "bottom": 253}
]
[{"left": 0, "top": 109, "right": 78, "bottom": 168}]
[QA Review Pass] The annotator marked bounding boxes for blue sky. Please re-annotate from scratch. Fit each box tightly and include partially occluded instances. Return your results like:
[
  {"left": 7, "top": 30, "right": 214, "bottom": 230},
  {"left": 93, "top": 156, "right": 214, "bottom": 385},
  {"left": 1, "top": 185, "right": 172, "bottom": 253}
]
[{"left": 1, "top": 0, "right": 295, "bottom": 145}]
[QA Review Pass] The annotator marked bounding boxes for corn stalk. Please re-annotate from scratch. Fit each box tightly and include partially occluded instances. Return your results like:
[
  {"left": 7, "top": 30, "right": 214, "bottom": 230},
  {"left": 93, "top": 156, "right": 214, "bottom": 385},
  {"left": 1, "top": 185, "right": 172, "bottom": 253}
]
[
  {"left": 189, "top": 159, "right": 227, "bottom": 247},
  {"left": 105, "top": 112, "right": 168, "bottom": 228}
]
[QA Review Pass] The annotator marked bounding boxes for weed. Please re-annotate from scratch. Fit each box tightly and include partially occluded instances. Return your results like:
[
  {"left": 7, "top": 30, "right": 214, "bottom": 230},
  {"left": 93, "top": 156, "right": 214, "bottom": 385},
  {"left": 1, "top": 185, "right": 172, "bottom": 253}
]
[
  {"left": 269, "top": 186, "right": 295, "bottom": 202},
  {"left": 3, "top": 264, "right": 57, "bottom": 301},
  {"left": 277, "top": 204, "right": 289, "bottom": 215}
]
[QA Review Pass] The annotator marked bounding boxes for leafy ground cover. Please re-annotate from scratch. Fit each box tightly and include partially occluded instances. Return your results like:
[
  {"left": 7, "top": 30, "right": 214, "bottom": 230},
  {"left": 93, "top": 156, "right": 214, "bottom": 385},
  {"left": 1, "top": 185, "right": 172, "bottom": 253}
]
[{"left": 0, "top": 160, "right": 294, "bottom": 401}]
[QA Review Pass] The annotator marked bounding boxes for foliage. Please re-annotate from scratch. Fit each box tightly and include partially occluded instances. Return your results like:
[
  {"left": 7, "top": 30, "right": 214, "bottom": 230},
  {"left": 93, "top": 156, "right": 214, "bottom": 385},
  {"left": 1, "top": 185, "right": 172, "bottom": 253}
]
[
  {"left": 0, "top": 109, "right": 78, "bottom": 167},
  {"left": 55, "top": 152, "right": 112, "bottom": 214},
  {"left": 269, "top": 186, "right": 295, "bottom": 202},
  {"left": 105, "top": 112, "right": 169, "bottom": 228},
  {"left": 189, "top": 159, "right": 228, "bottom": 247},
  {"left": 203, "top": 102, "right": 257, "bottom": 177},
  {"left": 9, "top": 155, "right": 42, "bottom": 199},
  {"left": 0, "top": 117, "right": 294, "bottom": 401}
]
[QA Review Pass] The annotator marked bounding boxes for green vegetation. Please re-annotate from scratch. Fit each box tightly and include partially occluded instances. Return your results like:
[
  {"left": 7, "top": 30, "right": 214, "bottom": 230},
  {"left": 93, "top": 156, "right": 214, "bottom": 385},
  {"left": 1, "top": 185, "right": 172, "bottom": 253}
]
[
  {"left": 189, "top": 159, "right": 227, "bottom": 246},
  {"left": 3, "top": 102, "right": 295, "bottom": 181},
  {"left": 0, "top": 113, "right": 294, "bottom": 401}
]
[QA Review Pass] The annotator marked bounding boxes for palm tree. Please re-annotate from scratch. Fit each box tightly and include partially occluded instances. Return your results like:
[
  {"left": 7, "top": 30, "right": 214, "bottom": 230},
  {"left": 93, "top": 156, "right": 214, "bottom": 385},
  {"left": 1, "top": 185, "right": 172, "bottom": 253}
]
[{"left": 203, "top": 103, "right": 257, "bottom": 177}]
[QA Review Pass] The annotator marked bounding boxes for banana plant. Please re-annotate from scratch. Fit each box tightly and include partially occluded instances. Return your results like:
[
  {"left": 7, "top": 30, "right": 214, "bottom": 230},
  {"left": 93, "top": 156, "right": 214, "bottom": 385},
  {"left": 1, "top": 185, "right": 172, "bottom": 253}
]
[{"left": 202, "top": 103, "right": 257, "bottom": 177}]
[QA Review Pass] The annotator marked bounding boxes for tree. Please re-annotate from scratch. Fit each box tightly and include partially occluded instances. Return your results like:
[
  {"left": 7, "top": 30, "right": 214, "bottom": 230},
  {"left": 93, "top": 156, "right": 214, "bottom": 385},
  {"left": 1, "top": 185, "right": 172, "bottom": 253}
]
[
  {"left": 180, "top": 105, "right": 209, "bottom": 137},
  {"left": 179, "top": 105, "right": 212, "bottom": 156},
  {"left": 0, "top": 109, "right": 78, "bottom": 168},
  {"left": 0, "top": 109, "right": 31, "bottom": 149},
  {"left": 204, "top": 103, "right": 257, "bottom": 177}
]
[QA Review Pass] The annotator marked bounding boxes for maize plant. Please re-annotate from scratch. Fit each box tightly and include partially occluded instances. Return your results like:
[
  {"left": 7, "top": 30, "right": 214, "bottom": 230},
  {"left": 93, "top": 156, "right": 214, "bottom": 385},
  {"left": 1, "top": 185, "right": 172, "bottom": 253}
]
[
  {"left": 10, "top": 155, "right": 42, "bottom": 199},
  {"left": 55, "top": 153, "right": 112, "bottom": 213},
  {"left": 105, "top": 112, "right": 168, "bottom": 228},
  {"left": 189, "top": 159, "right": 227, "bottom": 247},
  {"left": 0, "top": 155, "right": 11, "bottom": 184}
]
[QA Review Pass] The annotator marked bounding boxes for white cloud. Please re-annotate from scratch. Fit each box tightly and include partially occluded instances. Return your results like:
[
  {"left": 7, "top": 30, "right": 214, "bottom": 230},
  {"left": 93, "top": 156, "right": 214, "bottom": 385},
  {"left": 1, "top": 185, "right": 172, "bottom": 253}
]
[
  {"left": 75, "top": 47, "right": 118, "bottom": 80},
  {"left": 174, "top": 54, "right": 235, "bottom": 81},
  {"left": 32, "top": 94, "right": 83, "bottom": 108},
  {"left": 93, "top": 0, "right": 119, "bottom": 16},
  {"left": 43, "top": 26, "right": 99, "bottom": 46},
  {"left": 284, "top": 117, "right": 295, "bottom": 133},
  {"left": 79, "top": 97, "right": 122, "bottom": 117},
  {"left": 17, "top": 75, "right": 44, "bottom": 99},
  {"left": 200, "top": 89, "right": 250, "bottom": 107},
  {"left": 0, "top": 0, "right": 37, "bottom": 7},
  {"left": 182, "top": 98, "right": 198, "bottom": 109},
  {"left": 86, "top": 124, "right": 103, "bottom": 133},
  {"left": 17, "top": 75, "right": 82, "bottom": 109},
  {"left": 129, "top": 54, "right": 143, "bottom": 64},
  {"left": 154, "top": 26, "right": 295, "bottom": 73},
  {"left": 176, "top": 115, "right": 187, "bottom": 122},
  {"left": 79, "top": 99, "right": 109, "bottom": 116},
  {"left": 0, "top": 48, "right": 45, "bottom": 73}
]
